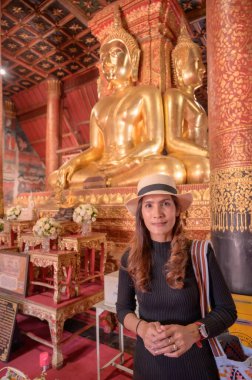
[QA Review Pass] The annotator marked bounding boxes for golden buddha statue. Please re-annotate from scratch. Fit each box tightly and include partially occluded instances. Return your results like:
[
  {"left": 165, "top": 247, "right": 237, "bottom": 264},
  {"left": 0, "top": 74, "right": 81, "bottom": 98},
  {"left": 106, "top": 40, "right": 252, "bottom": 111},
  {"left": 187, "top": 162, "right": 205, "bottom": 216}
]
[
  {"left": 49, "top": 8, "right": 186, "bottom": 189},
  {"left": 163, "top": 25, "right": 210, "bottom": 183}
]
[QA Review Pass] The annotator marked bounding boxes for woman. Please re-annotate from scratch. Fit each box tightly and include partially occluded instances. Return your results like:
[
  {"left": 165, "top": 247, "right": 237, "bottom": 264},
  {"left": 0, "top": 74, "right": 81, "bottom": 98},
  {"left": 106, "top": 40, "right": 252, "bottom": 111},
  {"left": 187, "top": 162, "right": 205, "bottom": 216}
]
[{"left": 116, "top": 174, "right": 237, "bottom": 380}]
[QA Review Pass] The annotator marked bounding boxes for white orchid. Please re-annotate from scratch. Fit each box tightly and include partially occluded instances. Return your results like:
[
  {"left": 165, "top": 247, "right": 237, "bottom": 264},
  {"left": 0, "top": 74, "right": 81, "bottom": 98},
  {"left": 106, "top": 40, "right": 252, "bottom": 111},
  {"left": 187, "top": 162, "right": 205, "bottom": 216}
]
[
  {"left": 73, "top": 204, "right": 98, "bottom": 225},
  {"left": 6, "top": 205, "right": 22, "bottom": 220},
  {"left": 33, "top": 217, "right": 62, "bottom": 238}
]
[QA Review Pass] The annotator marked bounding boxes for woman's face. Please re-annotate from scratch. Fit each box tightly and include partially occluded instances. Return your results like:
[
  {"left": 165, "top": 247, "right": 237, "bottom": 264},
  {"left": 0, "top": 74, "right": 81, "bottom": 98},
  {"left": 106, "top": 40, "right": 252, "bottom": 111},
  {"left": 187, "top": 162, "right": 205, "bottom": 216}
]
[{"left": 141, "top": 194, "right": 179, "bottom": 242}]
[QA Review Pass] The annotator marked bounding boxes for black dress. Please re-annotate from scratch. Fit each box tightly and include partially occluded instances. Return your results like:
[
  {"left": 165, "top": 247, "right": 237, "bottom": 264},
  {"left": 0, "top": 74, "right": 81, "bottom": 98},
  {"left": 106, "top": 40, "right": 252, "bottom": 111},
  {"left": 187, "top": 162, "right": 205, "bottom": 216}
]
[{"left": 116, "top": 241, "right": 237, "bottom": 380}]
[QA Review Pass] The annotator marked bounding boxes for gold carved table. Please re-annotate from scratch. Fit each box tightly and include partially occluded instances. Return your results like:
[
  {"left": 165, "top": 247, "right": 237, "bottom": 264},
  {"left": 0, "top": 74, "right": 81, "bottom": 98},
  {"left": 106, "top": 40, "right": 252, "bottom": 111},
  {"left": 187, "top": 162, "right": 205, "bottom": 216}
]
[
  {"left": 18, "top": 220, "right": 80, "bottom": 251},
  {"left": 9, "top": 220, "right": 35, "bottom": 247},
  {"left": 0, "top": 288, "right": 103, "bottom": 369},
  {"left": 0, "top": 232, "right": 12, "bottom": 247},
  {"left": 28, "top": 249, "right": 80, "bottom": 304},
  {"left": 19, "top": 232, "right": 46, "bottom": 251},
  {"left": 53, "top": 220, "right": 80, "bottom": 235},
  {"left": 58, "top": 232, "right": 107, "bottom": 283}
]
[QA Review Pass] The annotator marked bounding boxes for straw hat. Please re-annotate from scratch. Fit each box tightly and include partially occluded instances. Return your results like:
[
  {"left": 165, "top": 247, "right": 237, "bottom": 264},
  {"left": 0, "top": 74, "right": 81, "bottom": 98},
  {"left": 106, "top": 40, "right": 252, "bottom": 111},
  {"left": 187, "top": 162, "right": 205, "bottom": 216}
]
[{"left": 125, "top": 174, "right": 193, "bottom": 215}]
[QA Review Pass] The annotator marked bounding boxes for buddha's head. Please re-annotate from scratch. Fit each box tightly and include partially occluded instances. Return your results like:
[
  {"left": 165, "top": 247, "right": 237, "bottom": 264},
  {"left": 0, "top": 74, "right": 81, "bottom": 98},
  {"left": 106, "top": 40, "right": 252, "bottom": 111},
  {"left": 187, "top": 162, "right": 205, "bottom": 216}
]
[
  {"left": 100, "top": 6, "right": 141, "bottom": 87},
  {"left": 172, "top": 25, "right": 206, "bottom": 90}
]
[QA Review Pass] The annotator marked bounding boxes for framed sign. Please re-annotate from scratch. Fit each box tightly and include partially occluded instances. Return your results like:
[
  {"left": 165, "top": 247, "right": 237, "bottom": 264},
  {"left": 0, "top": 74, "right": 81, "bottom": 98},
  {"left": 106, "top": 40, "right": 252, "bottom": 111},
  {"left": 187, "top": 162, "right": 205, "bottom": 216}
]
[
  {"left": 0, "top": 297, "right": 18, "bottom": 362},
  {"left": 0, "top": 251, "right": 29, "bottom": 296}
]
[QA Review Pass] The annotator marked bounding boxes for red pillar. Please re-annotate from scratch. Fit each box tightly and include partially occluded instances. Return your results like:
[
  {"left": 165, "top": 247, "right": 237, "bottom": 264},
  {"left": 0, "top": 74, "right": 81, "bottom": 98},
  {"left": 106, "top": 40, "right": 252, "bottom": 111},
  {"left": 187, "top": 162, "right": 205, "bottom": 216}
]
[
  {"left": 207, "top": 0, "right": 252, "bottom": 294},
  {"left": 46, "top": 76, "right": 61, "bottom": 189}
]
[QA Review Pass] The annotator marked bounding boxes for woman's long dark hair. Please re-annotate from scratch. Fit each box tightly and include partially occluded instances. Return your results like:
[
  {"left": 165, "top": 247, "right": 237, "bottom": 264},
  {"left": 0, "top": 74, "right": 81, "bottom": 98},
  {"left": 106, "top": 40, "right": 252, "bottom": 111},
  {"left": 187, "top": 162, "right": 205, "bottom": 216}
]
[{"left": 127, "top": 196, "right": 190, "bottom": 291}]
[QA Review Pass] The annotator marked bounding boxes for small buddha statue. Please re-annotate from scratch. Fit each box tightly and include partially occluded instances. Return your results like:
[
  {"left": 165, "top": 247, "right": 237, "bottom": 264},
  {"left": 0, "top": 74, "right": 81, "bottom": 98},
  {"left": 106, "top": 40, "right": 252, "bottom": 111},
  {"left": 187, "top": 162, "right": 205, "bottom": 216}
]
[
  {"left": 163, "top": 25, "right": 210, "bottom": 183},
  {"left": 49, "top": 7, "right": 186, "bottom": 189}
]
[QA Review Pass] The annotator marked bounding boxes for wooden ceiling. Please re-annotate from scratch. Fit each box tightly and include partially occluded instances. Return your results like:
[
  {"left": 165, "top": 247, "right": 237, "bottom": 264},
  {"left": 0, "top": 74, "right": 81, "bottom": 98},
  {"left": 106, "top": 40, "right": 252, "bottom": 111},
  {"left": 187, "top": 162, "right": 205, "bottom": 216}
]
[
  {"left": 1, "top": 0, "right": 104, "bottom": 97},
  {"left": 1, "top": 0, "right": 207, "bottom": 98}
]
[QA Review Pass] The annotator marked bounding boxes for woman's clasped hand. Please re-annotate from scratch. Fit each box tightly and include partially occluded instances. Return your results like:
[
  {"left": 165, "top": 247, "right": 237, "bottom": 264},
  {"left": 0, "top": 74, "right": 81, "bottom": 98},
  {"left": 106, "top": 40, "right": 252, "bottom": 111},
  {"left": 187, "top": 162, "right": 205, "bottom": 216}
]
[{"left": 138, "top": 321, "right": 198, "bottom": 357}]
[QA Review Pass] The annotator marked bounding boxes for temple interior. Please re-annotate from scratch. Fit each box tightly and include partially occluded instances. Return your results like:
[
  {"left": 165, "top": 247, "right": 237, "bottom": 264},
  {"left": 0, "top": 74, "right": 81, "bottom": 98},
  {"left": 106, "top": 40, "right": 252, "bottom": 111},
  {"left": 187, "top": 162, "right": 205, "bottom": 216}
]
[{"left": 0, "top": 0, "right": 251, "bottom": 379}]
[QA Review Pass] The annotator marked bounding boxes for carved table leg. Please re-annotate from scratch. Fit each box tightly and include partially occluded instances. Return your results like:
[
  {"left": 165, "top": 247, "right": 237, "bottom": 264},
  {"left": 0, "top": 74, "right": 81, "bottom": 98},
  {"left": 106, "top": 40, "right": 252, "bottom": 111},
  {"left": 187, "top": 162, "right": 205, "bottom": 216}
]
[
  {"left": 28, "top": 262, "right": 35, "bottom": 295},
  {"left": 90, "top": 248, "right": 95, "bottom": 279},
  {"left": 53, "top": 263, "right": 60, "bottom": 303},
  {"left": 84, "top": 247, "right": 89, "bottom": 277},
  {"left": 100, "top": 242, "right": 105, "bottom": 281},
  {"left": 48, "top": 317, "right": 65, "bottom": 369},
  {"left": 74, "top": 252, "right": 80, "bottom": 296}
]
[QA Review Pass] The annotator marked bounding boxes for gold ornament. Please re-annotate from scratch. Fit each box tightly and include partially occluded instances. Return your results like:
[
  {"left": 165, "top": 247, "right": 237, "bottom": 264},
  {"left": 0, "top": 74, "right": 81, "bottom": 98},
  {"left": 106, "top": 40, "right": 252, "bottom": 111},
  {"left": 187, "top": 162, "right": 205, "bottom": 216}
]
[{"left": 210, "top": 166, "right": 252, "bottom": 232}]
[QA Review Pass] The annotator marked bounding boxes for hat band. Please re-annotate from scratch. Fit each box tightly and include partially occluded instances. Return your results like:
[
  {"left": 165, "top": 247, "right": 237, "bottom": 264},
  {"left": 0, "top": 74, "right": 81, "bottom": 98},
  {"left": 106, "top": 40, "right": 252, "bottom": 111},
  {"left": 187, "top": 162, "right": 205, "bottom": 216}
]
[{"left": 138, "top": 183, "right": 177, "bottom": 196}]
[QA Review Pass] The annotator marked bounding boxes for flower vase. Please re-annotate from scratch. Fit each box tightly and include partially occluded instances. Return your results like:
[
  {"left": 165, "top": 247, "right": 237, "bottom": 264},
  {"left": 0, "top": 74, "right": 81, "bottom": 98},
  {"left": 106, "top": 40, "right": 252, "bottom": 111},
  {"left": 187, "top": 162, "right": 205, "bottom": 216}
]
[
  {"left": 42, "top": 237, "right": 50, "bottom": 252},
  {"left": 81, "top": 223, "right": 91, "bottom": 236}
]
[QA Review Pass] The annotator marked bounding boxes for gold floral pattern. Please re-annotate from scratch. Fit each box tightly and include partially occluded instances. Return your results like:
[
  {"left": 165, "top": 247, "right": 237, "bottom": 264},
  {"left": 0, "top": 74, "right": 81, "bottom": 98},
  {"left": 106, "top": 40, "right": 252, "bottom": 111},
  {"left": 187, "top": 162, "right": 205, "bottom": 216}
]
[
  {"left": 210, "top": 167, "right": 252, "bottom": 232},
  {"left": 207, "top": 1, "right": 251, "bottom": 234},
  {"left": 207, "top": 0, "right": 252, "bottom": 169},
  {"left": 52, "top": 8, "right": 64, "bottom": 18}
]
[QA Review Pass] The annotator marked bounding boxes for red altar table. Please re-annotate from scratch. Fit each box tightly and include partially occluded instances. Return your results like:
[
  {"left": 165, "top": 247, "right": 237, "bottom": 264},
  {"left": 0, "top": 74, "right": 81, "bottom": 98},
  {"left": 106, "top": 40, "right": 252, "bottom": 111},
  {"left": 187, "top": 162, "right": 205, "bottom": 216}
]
[
  {"left": 28, "top": 249, "right": 80, "bottom": 304},
  {"left": 58, "top": 232, "right": 107, "bottom": 283}
]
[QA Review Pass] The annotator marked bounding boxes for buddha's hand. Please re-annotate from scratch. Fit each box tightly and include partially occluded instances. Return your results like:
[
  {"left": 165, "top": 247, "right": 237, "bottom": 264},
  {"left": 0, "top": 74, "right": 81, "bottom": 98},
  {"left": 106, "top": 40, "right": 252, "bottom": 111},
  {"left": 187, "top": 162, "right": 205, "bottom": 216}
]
[
  {"left": 193, "top": 113, "right": 209, "bottom": 147},
  {"left": 105, "top": 156, "right": 143, "bottom": 177},
  {"left": 196, "top": 146, "right": 209, "bottom": 157},
  {"left": 57, "top": 164, "right": 75, "bottom": 189}
]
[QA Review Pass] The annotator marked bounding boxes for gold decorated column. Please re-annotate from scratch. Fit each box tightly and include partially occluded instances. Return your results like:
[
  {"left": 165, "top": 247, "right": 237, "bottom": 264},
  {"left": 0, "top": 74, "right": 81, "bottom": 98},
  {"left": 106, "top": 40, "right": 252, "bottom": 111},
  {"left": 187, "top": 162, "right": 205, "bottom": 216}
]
[
  {"left": 207, "top": 0, "right": 252, "bottom": 294},
  {"left": 46, "top": 76, "right": 61, "bottom": 188}
]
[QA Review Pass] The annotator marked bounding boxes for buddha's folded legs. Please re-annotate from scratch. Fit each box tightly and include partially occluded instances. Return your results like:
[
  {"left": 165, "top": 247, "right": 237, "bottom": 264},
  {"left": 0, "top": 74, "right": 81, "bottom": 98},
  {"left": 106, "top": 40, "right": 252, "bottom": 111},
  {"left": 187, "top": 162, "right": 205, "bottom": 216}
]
[
  {"left": 48, "top": 162, "right": 105, "bottom": 190},
  {"left": 49, "top": 156, "right": 187, "bottom": 189},
  {"left": 170, "top": 154, "right": 210, "bottom": 184},
  {"left": 49, "top": 153, "right": 209, "bottom": 189},
  {"left": 107, "top": 156, "right": 186, "bottom": 187}
]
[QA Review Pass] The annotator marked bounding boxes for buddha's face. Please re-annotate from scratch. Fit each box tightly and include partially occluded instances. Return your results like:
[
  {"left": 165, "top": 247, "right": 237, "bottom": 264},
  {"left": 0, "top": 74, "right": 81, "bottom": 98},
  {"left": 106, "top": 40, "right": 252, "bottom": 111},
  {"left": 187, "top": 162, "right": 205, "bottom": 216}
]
[
  {"left": 179, "top": 46, "right": 205, "bottom": 89},
  {"left": 100, "top": 40, "right": 132, "bottom": 84}
]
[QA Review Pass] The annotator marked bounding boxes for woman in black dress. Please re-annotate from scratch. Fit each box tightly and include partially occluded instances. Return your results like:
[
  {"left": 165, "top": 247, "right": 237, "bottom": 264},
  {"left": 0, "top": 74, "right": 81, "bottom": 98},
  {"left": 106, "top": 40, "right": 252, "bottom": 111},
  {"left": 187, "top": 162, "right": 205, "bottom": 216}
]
[{"left": 116, "top": 174, "right": 237, "bottom": 380}]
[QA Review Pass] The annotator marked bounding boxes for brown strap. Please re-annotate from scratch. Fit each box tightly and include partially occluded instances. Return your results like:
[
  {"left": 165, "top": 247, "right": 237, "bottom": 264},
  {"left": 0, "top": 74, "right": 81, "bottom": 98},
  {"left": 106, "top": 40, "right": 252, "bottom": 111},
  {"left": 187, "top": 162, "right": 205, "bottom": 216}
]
[{"left": 191, "top": 240, "right": 224, "bottom": 357}]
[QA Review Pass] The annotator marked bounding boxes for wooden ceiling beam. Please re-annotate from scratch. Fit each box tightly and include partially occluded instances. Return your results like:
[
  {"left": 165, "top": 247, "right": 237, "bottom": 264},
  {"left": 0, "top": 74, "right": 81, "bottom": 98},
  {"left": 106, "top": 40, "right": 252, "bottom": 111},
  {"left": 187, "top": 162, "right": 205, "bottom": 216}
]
[
  {"left": 63, "top": 66, "right": 98, "bottom": 93},
  {"left": 2, "top": 51, "right": 47, "bottom": 77},
  {"left": 63, "top": 112, "right": 83, "bottom": 145},
  {"left": 39, "top": 0, "right": 60, "bottom": 11},
  {"left": 75, "top": 120, "right": 90, "bottom": 126},
  {"left": 1, "top": 9, "right": 50, "bottom": 36},
  {"left": 2, "top": 0, "right": 14, "bottom": 7},
  {"left": 56, "top": 144, "right": 89, "bottom": 154},
  {"left": 16, "top": 68, "right": 98, "bottom": 120},
  {"left": 31, "top": 131, "right": 80, "bottom": 145},
  {"left": 59, "top": 0, "right": 90, "bottom": 26},
  {"left": 30, "top": 137, "right": 46, "bottom": 144},
  {"left": 17, "top": 105, "right": 47, "bottom": 121}
]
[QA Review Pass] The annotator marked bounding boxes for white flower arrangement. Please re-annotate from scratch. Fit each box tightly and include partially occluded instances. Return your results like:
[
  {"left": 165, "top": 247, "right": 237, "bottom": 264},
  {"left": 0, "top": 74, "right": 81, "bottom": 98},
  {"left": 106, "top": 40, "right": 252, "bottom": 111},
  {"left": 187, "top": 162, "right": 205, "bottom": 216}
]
[
  {"left": 32, "top": 217, "right": 62, "bottom": 238},
  {"left": 73, "top": 203, "right": 98, "bottom": 225},
  {"left": 0, "top": 219, "right": 4, "bottom": 232},
  {"left": 6, "top": 205, "right": 22, "bottom": 221}
]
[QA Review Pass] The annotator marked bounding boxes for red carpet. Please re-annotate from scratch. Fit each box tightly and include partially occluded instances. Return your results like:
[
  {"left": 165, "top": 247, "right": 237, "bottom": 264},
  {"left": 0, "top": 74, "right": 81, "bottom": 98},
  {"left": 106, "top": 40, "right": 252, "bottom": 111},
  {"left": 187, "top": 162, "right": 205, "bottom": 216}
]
[{"left": 0, "top": 316, "right": 134, "bottom": 380}]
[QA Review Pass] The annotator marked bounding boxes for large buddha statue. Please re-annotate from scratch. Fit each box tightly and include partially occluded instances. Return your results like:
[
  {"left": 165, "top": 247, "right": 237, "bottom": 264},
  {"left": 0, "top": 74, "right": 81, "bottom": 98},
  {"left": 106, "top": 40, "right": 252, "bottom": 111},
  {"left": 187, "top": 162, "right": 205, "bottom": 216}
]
[
  {"left": 49, "top": 8, "right": 186, "bottom": 189},
  {"left": 163, "top": 25, "right": 210, "bottom": 183}
]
